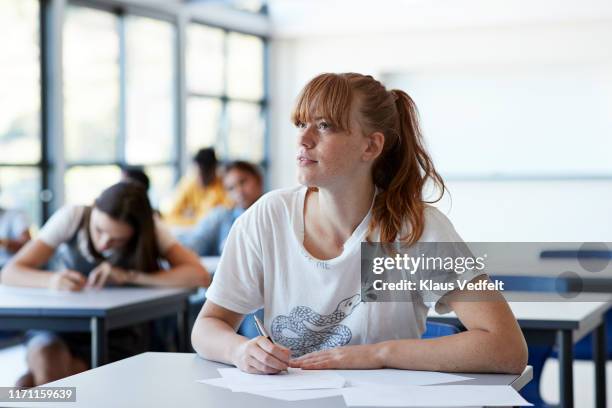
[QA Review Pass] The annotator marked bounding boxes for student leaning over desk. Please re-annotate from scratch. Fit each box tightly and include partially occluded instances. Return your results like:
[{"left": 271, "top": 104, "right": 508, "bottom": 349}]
[
  {"left": 191, "top": 72, "right": 528, "bottom": 375},
  {"left": 1, "top": 181, "right": 210, "bottom": 386}
]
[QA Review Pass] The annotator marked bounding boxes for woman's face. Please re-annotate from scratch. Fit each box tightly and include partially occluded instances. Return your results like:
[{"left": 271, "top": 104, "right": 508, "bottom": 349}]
[
  {"left": 89, "top": 207, "right": 134, "bottom": 255},
  {"left": 223, "top": 169, "right": 262, "bottom": 210},
  {"left": 295, "top": 100, "right": 372, "bottom": 188}
]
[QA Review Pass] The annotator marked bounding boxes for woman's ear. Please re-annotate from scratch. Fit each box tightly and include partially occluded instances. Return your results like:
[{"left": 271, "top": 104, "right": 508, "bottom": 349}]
[{"left": 362, "top": 131, "right": 385, "bottom": 162}]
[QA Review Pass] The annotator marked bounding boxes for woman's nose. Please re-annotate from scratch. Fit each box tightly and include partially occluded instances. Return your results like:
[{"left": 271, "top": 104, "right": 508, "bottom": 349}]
[{"left": 298, "top": 127, "right": 315, "bottom": 148}]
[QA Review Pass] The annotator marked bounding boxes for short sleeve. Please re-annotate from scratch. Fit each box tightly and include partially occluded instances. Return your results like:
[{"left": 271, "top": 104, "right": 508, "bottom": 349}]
[
  {"left": 37, "top": 206, "right": 85, "bottom": 248},
  {"left": 418, "top": 207, "right": 487, "bottom": 314},
  {"left": 154, "top": 217, "right": 178, "bottom": 255},
  {"left": 204, "top": 209, "right": 264, "bottom": 315}
]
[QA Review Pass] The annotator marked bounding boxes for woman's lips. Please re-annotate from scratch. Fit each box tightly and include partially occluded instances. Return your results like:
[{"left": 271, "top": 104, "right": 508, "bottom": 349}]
[{"left": 297, "top": 156, "right": 317, "bottom": 166}]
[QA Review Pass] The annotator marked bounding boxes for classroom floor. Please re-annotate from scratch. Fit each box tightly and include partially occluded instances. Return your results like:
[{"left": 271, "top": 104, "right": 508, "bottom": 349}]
[{"left": 0, "top": 345, "right": 609, "bottom": 406}]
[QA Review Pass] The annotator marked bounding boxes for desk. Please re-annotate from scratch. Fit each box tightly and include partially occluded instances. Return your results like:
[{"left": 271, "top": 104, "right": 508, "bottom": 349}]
[
  {"left": 428, "top": 291, "right": 612, "bottom": 408},
  {"left": 0, "top": 286, "right": 192, "bottom": 368},
  {"left": 0, "top": 352, "right": 533, "bottom": 408}
]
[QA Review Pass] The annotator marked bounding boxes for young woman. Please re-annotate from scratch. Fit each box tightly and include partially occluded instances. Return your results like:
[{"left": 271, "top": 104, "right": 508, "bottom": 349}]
[
  {"left": 179, "top": 161, "right": 263, "bottom": 256},
  {"left": 2, "top": 181, "right": 210, "bottom": 386},
  {"left": 191, "top": 73, "right": 527, "bottom": 375}
]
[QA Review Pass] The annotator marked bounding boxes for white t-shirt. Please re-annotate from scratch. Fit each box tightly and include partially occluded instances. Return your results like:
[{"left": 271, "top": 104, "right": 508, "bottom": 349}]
[
  {"left": 0, "top": 208, "right": 30, "bottom": 266},
  {"left": 38, "top": 205, "right": 176, "bottom": 254},
  {"left": 205, "top": 186, "right": 484, "bottom": 357}
]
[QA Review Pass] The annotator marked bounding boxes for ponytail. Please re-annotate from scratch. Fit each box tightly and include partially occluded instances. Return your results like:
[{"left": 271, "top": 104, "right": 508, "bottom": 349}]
[{"left": 369, "top": 89, "right": 445, "bottom": 244}]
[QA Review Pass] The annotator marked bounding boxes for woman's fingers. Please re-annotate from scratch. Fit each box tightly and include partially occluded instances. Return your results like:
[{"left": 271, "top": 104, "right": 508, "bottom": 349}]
[
  {"left": 251, "top": 344, "right": 288, "bottom": 371},
  {"left": 256, "top": 337, "right": 291, "bottom": 364},
  {"left": 246, "top": 355, "right": 279, "bottom": 374},
  {"left": 86, "top": 266, "right": 109, "bottom": 289}
]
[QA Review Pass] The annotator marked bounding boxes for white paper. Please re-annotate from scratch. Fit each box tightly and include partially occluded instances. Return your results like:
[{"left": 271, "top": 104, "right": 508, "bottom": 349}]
[
  {"left": 334, "top": 369, "right": 473, "bottom": 387},
  {"left": 217, "top": 367, "right": 346, "bottom": 392},
  {"left": 341, "top": 385, "right": 532, "bottom": 407},
  {"left": 198, "top": 378, "right": 343, "bottom": 401}
]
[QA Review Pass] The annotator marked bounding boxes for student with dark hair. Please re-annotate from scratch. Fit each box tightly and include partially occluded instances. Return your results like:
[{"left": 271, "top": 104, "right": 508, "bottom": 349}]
[
  {"left": 191, "top": 73, "right": 527, "bottom": 375},
  {"left": 164, "top": 148, "right": 232, "bottom": 227},
  {"left": 179, "top": 161, "right": 263, "bottom": 256},
  {"left": 2, "top": 182, "right": 210, "bottom": 386},
  {"left": 121, "top": 165, "right": 150, "bottom": 191}
]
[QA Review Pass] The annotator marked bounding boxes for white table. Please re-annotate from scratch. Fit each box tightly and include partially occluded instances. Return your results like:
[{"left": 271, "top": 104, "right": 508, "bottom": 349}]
[
  {"left": 0, "top": 352, "right": 533, "bottom": 408},
  {"left": 0, "top": 286, "right": 193, "bottom": 367},
  {"left": 428, "top": 291, "right": 612, "bottom": 408}
]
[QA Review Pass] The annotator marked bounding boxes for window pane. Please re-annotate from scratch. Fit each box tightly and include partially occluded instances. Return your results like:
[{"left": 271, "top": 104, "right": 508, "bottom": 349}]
[
  {"left": 145, "top": 165, "right": 174, "bottom": 210},
  {"left": 64, "top": 6, "right": 119, "bottom": 162},
  {"left": 187, "top": 25, "right": 225, "bottom": 95},
  {"left": 226, "top": 101, "right": 264, "bottom": 162},
  {"left": 65, "top": 165, "right": 121, "bottom": 205},
  {"left": 0, "top": 0, "right": 40, "bottom": 164},
  {"left": 227, "top": 33, "right": 263, "bottom": 101},
  {"left": 125, "top": 16, "right": 175, "bottom": 164},
  {"left": 0, "top": 167, "right": 40, "bottom": 227},
  {"left": 186, "top": 97, "right": 223, "bottom": 157}
]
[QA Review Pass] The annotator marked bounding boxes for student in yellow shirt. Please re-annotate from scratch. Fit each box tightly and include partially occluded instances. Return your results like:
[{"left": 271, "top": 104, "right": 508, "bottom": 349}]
[{"left": 164, "top": 148, "right": 232, "bottom": 227}]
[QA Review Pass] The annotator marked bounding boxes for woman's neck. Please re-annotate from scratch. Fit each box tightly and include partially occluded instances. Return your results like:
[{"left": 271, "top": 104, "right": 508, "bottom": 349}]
[{"left": 307, "top": 181, "right": 375, "bottom": 244}]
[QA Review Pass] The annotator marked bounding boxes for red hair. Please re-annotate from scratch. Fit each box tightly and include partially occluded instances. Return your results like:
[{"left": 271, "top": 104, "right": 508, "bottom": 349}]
[{"left": 291, "top": 73, "right": 445, "bottom": 244}]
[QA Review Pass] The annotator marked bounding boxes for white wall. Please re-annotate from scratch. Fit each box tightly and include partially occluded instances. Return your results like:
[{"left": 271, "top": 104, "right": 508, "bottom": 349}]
[{"left": 267, "top": 5, "right": 612, "bottom": 241}]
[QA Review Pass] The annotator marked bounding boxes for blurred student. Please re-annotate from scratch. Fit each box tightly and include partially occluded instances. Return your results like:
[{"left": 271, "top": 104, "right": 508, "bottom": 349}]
[
  {"left": 0, "top": 203, "right": 31, "bottom": 270},
  {"left": 178, "top": 161, "right": 263, "bottom": 256},
  {"left": 121, "top": 165, "right": 150, "bottom": 191},
  {"left": 2, "top": 182, "right": 210, "bottom": 386},
  {"left": 164, "top": 148, "right": 231, "bottom": 227},
  {"left": 191, "top": 73, "right": 527, "bottom": 375}
]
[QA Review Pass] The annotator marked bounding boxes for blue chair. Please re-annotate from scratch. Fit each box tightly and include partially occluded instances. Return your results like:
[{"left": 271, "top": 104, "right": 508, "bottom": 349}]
[
  {"left": 238, "top": 309, "right": 265, "bottom": 339},
  {"left": 422, "top": 321, "right": 460, "bottom": 339}
]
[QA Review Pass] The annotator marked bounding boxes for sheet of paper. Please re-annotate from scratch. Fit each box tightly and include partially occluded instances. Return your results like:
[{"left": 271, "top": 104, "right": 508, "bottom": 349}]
[
  {"left": 217, "top": 367, "right": 346, "bottom": 392},
  {"left": 198, "top": 378, "right": 343, "bottom": 401},
  {"left": 341, "top": 385, "right": 532, "bottom": 407},
  {"left": 334, "top": 369, "right": 473, "bottom": 387}
]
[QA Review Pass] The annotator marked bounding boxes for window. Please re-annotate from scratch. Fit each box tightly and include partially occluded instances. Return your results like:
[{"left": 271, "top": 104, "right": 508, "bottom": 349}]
[
  {"left": 0, "top": 0, "right": 42, "bottom": 226},
  {"left": 0, "top": 0, "right": 267, "bottom": 225},
  {"left": 63, "top": 5, "right": 177, "bottom": 206},
  {"left": 125, "top": 15, "right": 175, "bottom": 165},
  {"left": 187, "top": 24, "right": 266, "bottom": 165},
  {"left": 63, "top": 6, "right": 119, "bottom": 163}
]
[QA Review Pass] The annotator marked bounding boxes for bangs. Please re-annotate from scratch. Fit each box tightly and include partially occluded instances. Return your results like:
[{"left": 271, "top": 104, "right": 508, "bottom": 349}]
[{"left": 291, "top": 73, "right": 353, "bottom": 131}]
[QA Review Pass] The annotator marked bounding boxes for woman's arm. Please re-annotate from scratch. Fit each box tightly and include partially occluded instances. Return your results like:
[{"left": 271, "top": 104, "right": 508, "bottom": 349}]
[
  {"left": 191, "top": 300, "right": 291, "bottom": 374},
  {"left": 292, "top": 275, "right": 528, "bottom": 374},
  {"left": 1, "top": 239, "right": 85, "bottom": 291},
  {"left": 133, "top": 243, "right": 210, "bottom": 287},
  {"left": 106, "top": 243, "right": 209, "bottom": 288}
]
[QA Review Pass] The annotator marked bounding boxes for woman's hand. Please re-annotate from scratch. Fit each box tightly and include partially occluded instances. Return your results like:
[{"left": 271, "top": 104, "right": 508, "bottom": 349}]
[
  {"left": 49, "top": 269, "right": 86, "bottom": 291},
  {"left": 86, "top": 262, "right": 133, "bottom": 289},
  {"left": 290, "top": 344, "right": 384, "bottom": 370},
  {"left": 232, "top": 336, "right": 291, "bottom": 374}
]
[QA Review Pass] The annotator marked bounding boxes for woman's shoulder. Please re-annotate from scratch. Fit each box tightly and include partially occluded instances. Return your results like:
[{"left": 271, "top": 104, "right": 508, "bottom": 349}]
[
  {"left": 391, "top": 205, "right": 461, "bottom": 243},
  {"left": 418, "top": 205, "right": 462, "bottom": 242},
  {"left": 248, "top": 185, "right": 303, "bottom": 214},
  {"left": 237, "top": 186, "right": 304, "bottom": 230}
]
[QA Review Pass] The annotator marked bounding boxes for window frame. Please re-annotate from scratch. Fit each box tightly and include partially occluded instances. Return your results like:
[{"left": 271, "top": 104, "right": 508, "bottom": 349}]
[
  {"left": 187, "top": 18, "right": 269, "bottom": 173},
  {"left": 2, "top": 0, "right": 269, "bottom": 226}
]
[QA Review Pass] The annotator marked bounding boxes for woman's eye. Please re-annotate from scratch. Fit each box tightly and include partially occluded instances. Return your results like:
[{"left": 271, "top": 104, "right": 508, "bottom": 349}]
[
  {"left": 295, "top": 121, "right": 306, "bottom": 129},
  {"left": 318, "top": 122, "right": 329, "bottom": 130}
]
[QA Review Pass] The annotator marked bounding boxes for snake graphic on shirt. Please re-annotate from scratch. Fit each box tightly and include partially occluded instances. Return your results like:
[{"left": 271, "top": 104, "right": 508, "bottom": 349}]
[{"left": 270, "top": 294, "right": 361, "bottom": 357}]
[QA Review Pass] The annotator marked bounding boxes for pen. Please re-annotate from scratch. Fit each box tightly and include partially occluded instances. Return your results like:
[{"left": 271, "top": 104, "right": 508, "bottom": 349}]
[
  {"left": 253, "top": 315, "right": 289, "bottom": 373},
  {"left": 253, "top": 315, "right": 274, "bottom": 342}
]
